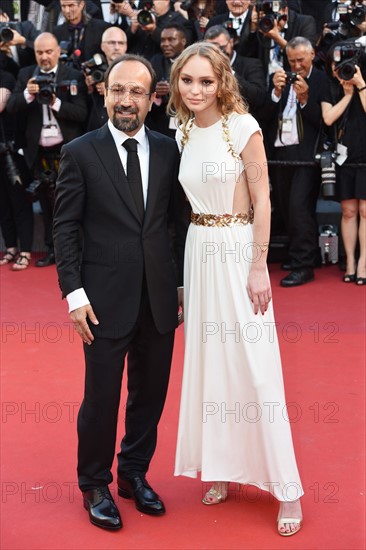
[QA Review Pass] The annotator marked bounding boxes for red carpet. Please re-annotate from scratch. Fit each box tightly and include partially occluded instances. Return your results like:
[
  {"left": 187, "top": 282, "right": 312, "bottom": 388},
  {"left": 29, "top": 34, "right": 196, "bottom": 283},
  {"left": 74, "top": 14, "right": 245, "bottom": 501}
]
[{"left": 1, "top": 262, "right": 365, "bottom": 549}]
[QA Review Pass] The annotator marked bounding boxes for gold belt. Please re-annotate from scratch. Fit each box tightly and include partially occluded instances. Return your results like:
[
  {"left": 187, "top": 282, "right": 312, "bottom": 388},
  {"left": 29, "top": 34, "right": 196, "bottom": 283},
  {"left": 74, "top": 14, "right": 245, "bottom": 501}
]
[{"left": 191, "top": 212, "right": 254, "bottom": 227}]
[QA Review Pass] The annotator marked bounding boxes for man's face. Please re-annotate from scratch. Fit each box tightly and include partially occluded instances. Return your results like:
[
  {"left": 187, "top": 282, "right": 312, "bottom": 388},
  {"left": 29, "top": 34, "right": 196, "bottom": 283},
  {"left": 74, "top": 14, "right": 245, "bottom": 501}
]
[
  {"left": 101, "top": 29, "right": 127, "bottom": 64},
  {"left": 60, "top": 0, "right": 85, "bottom": 24},
  {"left": 286, "top": 45, "right": 314, "bottom": 78},
  {"left": 160, "top": 28, "right": 186, "bottom": 59},
  {"left": 226, "top": 0, "right": 251, "bottom": 17},
  {"left": 205, "top": 33, "right": 234, "bottom": 59},
  {"left": 35, "top": 36, "right": 61, "bottom": 71},
  {"left": 105, "top": 60, "right": 155, "bottom": 135}
]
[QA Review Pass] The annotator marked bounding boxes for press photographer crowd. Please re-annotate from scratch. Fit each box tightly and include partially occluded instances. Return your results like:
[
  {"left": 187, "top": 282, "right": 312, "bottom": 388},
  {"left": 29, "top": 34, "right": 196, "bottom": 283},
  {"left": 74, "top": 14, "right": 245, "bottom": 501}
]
[{"left": 0, "top": 0, "right": 365, "bottom": 286}]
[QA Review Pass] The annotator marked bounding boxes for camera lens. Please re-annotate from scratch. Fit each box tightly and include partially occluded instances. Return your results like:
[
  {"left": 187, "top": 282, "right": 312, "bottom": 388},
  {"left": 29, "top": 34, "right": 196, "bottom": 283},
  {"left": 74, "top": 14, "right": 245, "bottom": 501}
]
[
  {"left": 258, "top": 14, "right": 275, "bottom": 33},
  {"left": 0, "top": 27, "right": 14, "bottom": 42},
  {"left": 137, "top": 10, "right": 154, "bottom": 26},
  {"left": 337, "top": 61, "right": 356, "bottom": 81}
]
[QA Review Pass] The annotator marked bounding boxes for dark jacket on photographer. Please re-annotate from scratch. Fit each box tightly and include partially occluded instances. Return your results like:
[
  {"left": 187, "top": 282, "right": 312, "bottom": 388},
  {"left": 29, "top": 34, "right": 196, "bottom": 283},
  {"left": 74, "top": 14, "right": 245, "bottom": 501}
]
[
  {"left": 6, "top": 62, "right": 87, "bottom": 170},
  {"left": 53, "top": 17, "right": 110, "bottom": 67},
  {"left": 0, "top": 21, "right": 40, "bottom": 78}
]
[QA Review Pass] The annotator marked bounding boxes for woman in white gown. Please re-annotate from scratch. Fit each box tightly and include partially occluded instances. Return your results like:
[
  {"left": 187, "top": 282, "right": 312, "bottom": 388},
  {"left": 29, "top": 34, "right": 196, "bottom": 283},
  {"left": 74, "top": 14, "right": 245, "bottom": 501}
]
[{"left": 168, "top": 43, "right": 304, "bottom": 536}]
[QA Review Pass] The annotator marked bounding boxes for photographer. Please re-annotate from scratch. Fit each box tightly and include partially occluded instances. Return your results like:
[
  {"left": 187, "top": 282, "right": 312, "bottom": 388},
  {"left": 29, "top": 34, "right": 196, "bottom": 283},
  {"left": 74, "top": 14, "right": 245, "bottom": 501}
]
[
  {"left": 265, "top": 36, "right": 328, "bottom": 287},
  {"left": 0, "top": 67, "right": 33, "bottom": 271},
  {"left": 250, "top": 0, "right": 318, "bottom": 77},
  {"left": 0, "top": 11, "right": 40, "bottom": 77},
  {"left": 173, "top": 0, "right": 216, "bottom": 41},
  {"left": 53, "top": 0, "right": 110, "bottom": 68},
  {"left": 126, "top": 0, "right": 193, "bottom": 60},
  {"left": 7, "top": 32, "right": 87, "bottom": 267},
  {"left": 321, "top": 41, "right": 366, "bottom": 284},
  {"left": 85, "top": 26, "right": 128, "bottom": 130}
]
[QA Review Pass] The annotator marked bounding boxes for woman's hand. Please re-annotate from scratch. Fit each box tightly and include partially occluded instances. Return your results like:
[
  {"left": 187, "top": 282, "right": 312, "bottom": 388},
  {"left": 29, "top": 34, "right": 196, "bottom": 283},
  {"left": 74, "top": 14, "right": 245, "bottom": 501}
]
[{"left": 247, "top": 267, "right": 272, "bottom": 315}]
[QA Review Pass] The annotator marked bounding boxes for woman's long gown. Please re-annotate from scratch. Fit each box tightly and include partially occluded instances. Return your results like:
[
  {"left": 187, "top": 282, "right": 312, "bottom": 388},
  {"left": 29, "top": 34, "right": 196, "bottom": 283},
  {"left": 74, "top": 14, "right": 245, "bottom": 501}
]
[{"left": 174, "top": 112, "right": 304, "bottom": 502}]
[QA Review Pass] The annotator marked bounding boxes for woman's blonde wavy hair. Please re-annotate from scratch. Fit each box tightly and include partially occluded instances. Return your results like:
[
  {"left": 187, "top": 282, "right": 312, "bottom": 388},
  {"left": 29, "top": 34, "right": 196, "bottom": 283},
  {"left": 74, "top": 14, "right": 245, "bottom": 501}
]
[{"left": 168, "top": 42, "right": 248, "bottom": 134}]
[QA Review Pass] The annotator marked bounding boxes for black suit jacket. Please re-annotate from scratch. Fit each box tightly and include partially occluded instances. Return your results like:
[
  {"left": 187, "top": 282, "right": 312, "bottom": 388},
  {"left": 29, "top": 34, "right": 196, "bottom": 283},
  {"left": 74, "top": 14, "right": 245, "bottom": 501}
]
[
  {"left": 231, "top": 53, "right": 267, "bottom": 115},
  {"left": 53, "top": 124, "right": 187, "bottom": 338},
  {"left": 53, "top": 18, "right": 110, "bottom": 64},
  {"left": 264, "top": 66, "right": 328, "bottom": 161},
  {"left": 6, "top": 63, "right": 88, "bottom": 168},
  {"left": 206, "top": 7, "right": 257, "bottom": 58}
]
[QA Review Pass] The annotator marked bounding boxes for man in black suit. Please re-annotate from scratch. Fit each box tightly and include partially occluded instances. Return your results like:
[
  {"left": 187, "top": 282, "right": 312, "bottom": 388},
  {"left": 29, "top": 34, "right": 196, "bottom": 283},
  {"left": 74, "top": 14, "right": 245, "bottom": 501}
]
[
  {"left": 206, "top": 0, "right": 257, "bottom": 58},
  {"left": 53, "top": 53, "right": 186, "bottom": 530},
  {"left": 53, "top": 0, "right": 110, "bottom": 67},
  {"left": 204, "top": 24, "right": 267, "bottom": 120},
  {"left": 265, "top": 36, "right": 327, "bottom": 286},
  {"left": 7, "top": 32, "right": 87, "bottom": 266}
]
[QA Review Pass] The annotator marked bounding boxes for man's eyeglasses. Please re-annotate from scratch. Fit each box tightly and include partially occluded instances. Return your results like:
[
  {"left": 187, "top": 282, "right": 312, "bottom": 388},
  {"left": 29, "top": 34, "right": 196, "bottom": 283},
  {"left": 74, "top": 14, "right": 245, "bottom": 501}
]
[
  {"left": 102, "top": 41, "right": 127, "bottom": 47},
  {"left": 106, "top": 86, "right": 151, "bottom": 101},
  {"left": 211, "top": 41, "right": 230, "bottom": 52}
]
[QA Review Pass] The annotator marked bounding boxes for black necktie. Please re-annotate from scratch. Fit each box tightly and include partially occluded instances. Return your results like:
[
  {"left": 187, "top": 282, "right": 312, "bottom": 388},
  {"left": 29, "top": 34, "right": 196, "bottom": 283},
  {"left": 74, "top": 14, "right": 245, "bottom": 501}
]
[{"left": 123, "top": 138, "right": 144, "bottom": 221}]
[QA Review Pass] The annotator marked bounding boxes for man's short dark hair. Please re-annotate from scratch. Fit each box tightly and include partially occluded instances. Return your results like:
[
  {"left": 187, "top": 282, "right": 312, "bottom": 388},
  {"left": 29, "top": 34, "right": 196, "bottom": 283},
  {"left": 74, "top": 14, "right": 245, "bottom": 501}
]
[
  {"left": 104, "top": 54, "right": 157, "bottom": 93},
  {"left": 160, "top": 24, "right": 188, "bottom": 41},
  {"left": 204, "top": 25, "right": 231, "bottom": 42}
]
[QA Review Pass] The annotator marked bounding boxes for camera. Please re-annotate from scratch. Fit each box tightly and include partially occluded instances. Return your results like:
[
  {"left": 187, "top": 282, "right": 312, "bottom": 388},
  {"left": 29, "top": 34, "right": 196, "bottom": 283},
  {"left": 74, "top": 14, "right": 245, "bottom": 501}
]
[
  {"left": 0, "top": 22, "right": 15, "bottom": 43},
  {"left": 318, "top": 224, "right": 338, "bottom": 264},
  {"left": 0, "top": 141, "right": 22, "bottom": 186},
  {"left": 285, "top": 71, "right": 298, "bottom": 85},
  {"left": 256, "top": 1, "right": 287, "bottom": 33},
  {"left": 337, "top": 1, "right": 366, "bottom": 26},
  {"left": 137, "top": 1, "right": 154, "bottom": 26},
  {"left": 26, "top": 169, "right": 56, "bottom": 202},
  {"left": 315, "top": 149, "right": 337, "bottom": 199},
  {"left": 34, "top": 75, "right": 56, "bottom": 104},
  {"left": 81, "top": 53, "right": 108, "bottom": 84},
  {"left": 33, "top": 75, "right": 78, "bottom": 104},
  {"left": 333, "top": 42, "right": 363, "bottom": 80}
]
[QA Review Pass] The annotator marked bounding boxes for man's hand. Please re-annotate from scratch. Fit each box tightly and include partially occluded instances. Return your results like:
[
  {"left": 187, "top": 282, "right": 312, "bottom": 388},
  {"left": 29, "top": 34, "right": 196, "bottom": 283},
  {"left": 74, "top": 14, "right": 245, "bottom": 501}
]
[
  {"left": 293, "top": 74, "right": 309, "bottom": 105},
  {"left": 70, "top": 304, "right": 99, "bottom": 345},
  {"left": 26, "top": 77, "right": 40, "bottom": 96},
  {"left": 155, "top": 80, "right": 170, "bottom": 97},
  {"left": 272, "top": 68, "right": 287, "bottom": 97}
]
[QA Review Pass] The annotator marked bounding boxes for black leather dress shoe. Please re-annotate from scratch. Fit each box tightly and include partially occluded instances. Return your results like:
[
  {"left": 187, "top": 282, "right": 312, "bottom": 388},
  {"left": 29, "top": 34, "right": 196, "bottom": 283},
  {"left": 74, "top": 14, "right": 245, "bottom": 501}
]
[
  {"left": 281, "top": 262, "right": 293, "bottom": 271},
  {"left": 35, "top": 251, "right": 55, "bottom": 267},
  {"left": 83, "top": 486, "right": 122, "bottom": 530},
  {"left": 280, "top": 268, "right": 315, "bottom": 287},
  {"left": 117, "top": 475, "right": 165, "bottom": 516}
]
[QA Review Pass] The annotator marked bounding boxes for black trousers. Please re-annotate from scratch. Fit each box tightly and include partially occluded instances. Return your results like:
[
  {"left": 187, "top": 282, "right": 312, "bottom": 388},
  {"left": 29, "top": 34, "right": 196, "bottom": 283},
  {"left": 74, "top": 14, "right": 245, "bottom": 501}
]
[
  {"left": 77, "top": 289, "right": 175, "bottom": 491},
  {"left": 272, "top": 149, "right": 321, "bottom": 268}
]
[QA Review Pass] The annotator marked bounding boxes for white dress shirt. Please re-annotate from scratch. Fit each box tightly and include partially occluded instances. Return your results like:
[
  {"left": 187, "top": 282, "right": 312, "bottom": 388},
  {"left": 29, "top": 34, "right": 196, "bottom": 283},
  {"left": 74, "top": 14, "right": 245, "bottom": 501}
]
[{"left": 66, "top": 120, "right": 150, "bottom": 313}]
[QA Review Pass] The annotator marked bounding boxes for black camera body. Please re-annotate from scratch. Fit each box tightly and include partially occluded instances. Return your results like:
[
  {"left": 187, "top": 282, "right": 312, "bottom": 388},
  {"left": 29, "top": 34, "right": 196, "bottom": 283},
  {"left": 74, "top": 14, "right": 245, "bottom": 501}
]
[
  {"left": 34, "top": 75, "right": 57, "bottom": 104},
  {"left": 137, "top": 1, "right": 154, "bottom": 26},
  {"left": 256, "top": 1, "right": 287, "bottom": 33},
  {"left": 285, "top": 71, "right": 298, "bottom": 85},
  {"left": 81, "top": 53, "right": 108, "bottom": 84},
  {"left": 26, "top": 169, "right": 57, "bottom": 202},
  {"left": 334, "top": 42, "right": 363, "bottom": 80},
  {"left": 338, "top": 1, "right": 366, "bottom": 27},
  {"left": 0, "top": 22, "right": 16, "bottom": 43}
]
